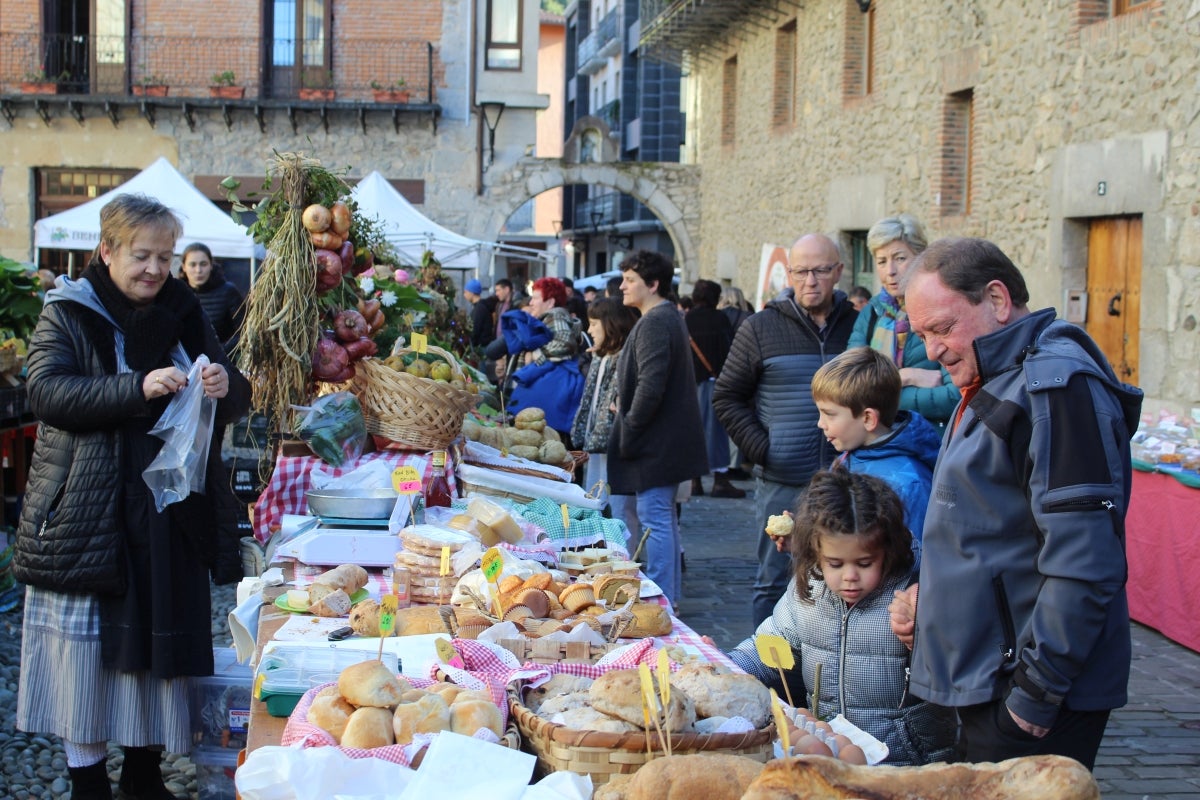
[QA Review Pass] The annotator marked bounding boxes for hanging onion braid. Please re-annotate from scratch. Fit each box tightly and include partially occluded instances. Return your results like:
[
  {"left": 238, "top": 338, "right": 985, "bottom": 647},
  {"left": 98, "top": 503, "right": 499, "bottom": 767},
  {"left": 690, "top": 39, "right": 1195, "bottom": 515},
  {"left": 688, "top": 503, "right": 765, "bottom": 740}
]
[{"left": 790, "top": 468, "right": 914, "bottom": 603}]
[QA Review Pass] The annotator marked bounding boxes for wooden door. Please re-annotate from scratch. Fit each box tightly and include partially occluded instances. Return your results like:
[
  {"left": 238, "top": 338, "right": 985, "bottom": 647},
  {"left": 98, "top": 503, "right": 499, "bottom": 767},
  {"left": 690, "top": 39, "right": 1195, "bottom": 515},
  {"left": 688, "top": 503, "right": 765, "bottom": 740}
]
[{"left": 1085, "top": 216, "right": 1142, "bottom": 384}]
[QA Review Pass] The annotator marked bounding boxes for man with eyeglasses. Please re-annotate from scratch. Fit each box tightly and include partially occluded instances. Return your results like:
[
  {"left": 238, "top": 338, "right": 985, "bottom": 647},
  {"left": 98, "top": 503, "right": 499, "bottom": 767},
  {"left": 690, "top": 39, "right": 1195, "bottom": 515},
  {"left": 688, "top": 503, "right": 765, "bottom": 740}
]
[{"left": 714, "top": 233, "right": 858, "bottom": 625}]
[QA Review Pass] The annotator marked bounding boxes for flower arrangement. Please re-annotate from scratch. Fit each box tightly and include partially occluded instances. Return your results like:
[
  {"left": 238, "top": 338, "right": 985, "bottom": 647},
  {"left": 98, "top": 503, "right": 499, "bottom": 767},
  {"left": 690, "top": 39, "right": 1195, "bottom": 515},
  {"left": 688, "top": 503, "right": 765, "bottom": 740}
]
[{"left": 358, "top": 267, "right": 429, "bottom": 355}]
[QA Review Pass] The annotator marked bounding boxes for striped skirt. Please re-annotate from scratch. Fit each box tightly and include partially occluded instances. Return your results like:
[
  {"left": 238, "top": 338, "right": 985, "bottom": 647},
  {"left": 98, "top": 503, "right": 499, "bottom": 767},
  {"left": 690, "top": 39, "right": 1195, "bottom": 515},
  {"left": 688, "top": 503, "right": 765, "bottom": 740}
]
[{"left": 17, "top": 585, "right": 192, "bottom": 753}]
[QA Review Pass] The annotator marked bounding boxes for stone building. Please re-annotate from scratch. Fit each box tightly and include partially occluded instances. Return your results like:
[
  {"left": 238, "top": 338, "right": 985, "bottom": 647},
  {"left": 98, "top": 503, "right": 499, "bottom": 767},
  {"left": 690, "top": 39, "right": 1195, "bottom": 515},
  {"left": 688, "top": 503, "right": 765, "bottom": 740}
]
[
  {"left": 640, "top": 0, "right": 1198, "bottom": 414},
  {"left": 0, "top": 0, "right": 551, "bottom": 285}
]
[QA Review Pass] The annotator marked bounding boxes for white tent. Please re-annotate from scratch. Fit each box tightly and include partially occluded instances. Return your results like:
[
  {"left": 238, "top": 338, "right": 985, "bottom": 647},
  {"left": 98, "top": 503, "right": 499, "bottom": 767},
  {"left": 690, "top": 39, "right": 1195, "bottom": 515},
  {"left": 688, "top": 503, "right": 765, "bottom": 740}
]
[
  {"left": 33, "top": 157, "right": 256, "bottom": 260},
  {"left": 349, "top": 171, "right": 486, "bottom": 270}
]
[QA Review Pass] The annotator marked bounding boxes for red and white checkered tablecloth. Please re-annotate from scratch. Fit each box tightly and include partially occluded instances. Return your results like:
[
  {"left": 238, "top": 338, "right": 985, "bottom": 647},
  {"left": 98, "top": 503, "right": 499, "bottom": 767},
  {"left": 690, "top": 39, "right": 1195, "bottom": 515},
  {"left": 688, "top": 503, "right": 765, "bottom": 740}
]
[{"left": 252, "top": 450, "right": 458, "bottom": 544}]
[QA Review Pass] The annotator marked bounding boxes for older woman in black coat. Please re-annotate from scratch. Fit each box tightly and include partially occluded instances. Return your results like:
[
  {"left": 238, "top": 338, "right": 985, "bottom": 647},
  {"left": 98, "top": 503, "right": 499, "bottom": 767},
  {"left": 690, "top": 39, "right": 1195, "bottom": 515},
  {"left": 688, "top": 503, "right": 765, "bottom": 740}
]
[{"left": 13, "top": 194, "right": 250, "bottom": 800}]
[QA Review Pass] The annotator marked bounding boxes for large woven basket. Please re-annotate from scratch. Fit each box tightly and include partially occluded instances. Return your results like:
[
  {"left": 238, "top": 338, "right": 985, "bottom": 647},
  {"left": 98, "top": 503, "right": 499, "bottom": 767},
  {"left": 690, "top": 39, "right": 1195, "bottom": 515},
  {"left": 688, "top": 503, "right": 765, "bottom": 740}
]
[
  {"left": 508, "top": 687, "right": 775, "bottom": 785},
  {"left": 352, "top": 345, "right": 479, "bottom": 450}
]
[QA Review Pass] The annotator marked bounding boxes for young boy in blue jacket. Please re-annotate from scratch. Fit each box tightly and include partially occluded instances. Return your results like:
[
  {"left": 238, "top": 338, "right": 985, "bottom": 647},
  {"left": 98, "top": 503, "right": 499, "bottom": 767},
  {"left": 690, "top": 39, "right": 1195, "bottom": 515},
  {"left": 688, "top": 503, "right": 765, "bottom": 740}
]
[{"left": 809, "top": 346, "right": 941, "bottom": 547}]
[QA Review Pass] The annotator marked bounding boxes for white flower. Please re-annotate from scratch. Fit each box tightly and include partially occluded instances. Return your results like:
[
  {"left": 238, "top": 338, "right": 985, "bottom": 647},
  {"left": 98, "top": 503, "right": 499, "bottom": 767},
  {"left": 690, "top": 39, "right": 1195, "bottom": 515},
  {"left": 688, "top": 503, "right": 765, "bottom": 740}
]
[
  {"left": 380, "top": 290, "right": 398, "bottom": 307},
  {"left": 359, "top": 277, "right": 375, "bottom": 294}
]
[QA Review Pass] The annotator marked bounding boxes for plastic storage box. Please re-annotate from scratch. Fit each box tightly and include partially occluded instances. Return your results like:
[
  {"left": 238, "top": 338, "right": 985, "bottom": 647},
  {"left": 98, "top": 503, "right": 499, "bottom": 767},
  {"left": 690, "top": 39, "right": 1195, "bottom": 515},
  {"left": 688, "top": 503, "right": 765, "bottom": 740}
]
[
  {"left": 255, "top": 645, "right": 398, "bottom": 717},
  {"left": 189, "top": 648, "right": 253, "bottom": 752},
  {"left": 193, "top": 745, "right": 238, "bottom": 800}
]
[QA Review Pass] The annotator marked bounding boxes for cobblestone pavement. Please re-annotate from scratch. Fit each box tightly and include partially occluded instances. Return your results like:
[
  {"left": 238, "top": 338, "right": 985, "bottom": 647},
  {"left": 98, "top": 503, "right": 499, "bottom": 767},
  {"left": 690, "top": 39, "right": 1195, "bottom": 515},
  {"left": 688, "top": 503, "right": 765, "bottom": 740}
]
[{"left": 674, "top": 475, "right": 1200, "bottom": 799}]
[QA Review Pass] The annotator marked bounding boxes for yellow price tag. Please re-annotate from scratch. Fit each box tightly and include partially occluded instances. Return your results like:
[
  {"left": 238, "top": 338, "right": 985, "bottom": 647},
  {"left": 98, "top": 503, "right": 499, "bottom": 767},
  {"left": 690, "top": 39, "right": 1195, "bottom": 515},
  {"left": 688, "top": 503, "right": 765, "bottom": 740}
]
[
  {"left": 253, "top": 672, "right": 267, "bottom": 699},
  {"left": 481, "top": 547, "right": 503, "bottom": 582},
  {"left": 410, "top": 332, "right": 428, "bottom": 353},
  {"left": 755, "top": 634, "right": 795, "bottom": 670},
  {"left": 378, "top": 594, "right": 398, "bottom": 637},
  {"left": 561, "top": 503, "right": 570, "bottom": 532},
  {"left": 770, "top": 689, "right": 791, "bottom": 755},
  {"left": 656, "top": 648, "right": 671, "bottom": 707},
  {"left": 392, "top": 465, "right": 422, "bottom": 495},
  {"left": 434, "top": 638, "right": 458, "bottom": 663},
  {"left": 638, "top": 663, "right": 658, "bottom": 712},
  {"left": 440, "top": 546, "right": 451, "bottom": 577}
]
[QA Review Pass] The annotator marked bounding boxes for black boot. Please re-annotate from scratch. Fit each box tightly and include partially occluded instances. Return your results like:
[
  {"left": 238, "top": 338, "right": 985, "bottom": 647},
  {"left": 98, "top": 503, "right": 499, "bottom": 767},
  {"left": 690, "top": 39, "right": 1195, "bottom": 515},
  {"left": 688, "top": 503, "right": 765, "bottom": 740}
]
[
  {"left": 68, "top": 760, "right": 113, "bottom": 800},
  {"left": 690, "top": 477, "right": 705, "bottom": 496},
  {"left": 710, "top": 472, "right": 747, "bottom": 499},
  {"left": 116, "top": 747, "right": 178, "bottom": 800}
]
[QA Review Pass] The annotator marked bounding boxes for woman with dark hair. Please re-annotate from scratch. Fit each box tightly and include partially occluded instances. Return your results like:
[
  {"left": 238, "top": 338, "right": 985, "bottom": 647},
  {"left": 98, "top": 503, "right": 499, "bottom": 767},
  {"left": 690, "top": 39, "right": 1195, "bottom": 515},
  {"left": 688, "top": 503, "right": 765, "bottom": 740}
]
[
  {"left": 180, "top": 242, "right": 244, "bottom": 354},
  {"left": 571, "top": 298, "right": 640, "bottom": 518},
  {"left": 686, "top": 279, "right": 744, "bottom": 498},
  {"left": 12, "top": 194, "right": 250, "bottom": 799}
]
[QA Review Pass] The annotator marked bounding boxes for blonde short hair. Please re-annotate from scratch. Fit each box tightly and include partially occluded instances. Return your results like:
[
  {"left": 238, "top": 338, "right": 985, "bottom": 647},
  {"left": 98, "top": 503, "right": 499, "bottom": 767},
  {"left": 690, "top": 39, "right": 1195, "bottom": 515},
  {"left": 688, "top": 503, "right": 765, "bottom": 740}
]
[{"left": 866, "top": 213, "right": 927, "bottom": 256}]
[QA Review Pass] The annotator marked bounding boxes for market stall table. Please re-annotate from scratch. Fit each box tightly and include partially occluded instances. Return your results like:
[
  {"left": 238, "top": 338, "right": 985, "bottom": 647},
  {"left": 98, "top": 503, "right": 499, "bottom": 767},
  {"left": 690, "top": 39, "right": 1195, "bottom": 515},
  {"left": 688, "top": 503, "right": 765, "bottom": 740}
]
[
  {"left": 252, "top": 450, "right": 457, "bottom": 544},
  {"left": 1126, "top": 469, "right": 1200, "bottom": 652}
]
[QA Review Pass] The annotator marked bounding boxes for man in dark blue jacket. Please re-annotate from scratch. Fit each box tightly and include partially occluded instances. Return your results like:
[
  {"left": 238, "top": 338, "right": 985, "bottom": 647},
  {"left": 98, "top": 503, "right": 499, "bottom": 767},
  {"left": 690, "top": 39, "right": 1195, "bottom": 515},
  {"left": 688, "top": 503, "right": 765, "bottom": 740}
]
[{"left": 713, "top": 233, "right": 857, "bottom": 624}]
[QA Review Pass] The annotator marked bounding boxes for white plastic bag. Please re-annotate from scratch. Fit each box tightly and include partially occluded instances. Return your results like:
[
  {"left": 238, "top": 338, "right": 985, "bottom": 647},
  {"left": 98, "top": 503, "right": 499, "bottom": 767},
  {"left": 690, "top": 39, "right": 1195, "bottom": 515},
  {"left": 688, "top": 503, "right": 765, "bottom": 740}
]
[{"left": 142, "top": 355, "right": 215, "bottom": 511}]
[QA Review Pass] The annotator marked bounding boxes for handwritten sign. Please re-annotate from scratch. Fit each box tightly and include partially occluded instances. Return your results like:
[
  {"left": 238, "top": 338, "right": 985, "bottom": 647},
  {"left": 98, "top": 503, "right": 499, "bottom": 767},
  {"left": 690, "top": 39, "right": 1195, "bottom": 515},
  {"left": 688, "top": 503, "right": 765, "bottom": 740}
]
[
  {"left": 410, "top": 332, "right": 428, "bottom": 353},
  {"left": 392, "top": 465, "right": 422, "bottom": 495}
]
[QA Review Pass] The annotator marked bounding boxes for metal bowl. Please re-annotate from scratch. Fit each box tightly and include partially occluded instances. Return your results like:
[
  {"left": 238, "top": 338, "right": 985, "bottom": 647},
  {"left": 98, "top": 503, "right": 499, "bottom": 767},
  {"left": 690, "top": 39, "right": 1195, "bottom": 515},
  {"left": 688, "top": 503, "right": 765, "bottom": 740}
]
[{"left": 305, "top": 488, "right": 398, "bottom": 520}]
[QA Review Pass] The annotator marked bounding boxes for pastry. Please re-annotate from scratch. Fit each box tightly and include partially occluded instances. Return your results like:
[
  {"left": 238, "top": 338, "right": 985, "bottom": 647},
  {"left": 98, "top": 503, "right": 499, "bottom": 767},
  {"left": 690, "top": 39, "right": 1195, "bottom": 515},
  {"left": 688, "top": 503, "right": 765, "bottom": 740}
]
[
  {"left": 348, "top": 599, "right": 382, "bottom": 636},
  {"left": 559, "top": 583, "right": 596, "bottom": 613},
  {"left": 740, "top": 754, "right": 1101, "bottom": 800},
  {"left": 338, "top": 660, "right": 411, "bottom": 708},
  {"left": 765, "top": 514, "right": 793, "bottom": 538},
  {"left": 514, "top": 587, "right": 550, "bottom": 618},
  {"left": 589, "top": 669, "right": 695, "bottom": 732},
  {"left": 340, "top": 706, "right": 395, "bottom": 749},
  {"left": 449, "top": 698, "right": 504, "bottom": 737},
  {"left": 392, "top": 693, "right": 451, "bottom": 745},
  {"left": 669, "top": 663, "right": 772, "bottom": 728}
]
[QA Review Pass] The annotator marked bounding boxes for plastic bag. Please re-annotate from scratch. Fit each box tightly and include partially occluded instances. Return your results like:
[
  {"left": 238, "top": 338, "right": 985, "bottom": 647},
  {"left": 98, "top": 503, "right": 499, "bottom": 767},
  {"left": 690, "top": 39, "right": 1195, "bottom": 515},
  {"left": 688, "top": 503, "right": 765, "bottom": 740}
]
[
  {"left": 292, "top": 392, "right": 367, "bottom": 466},
  {"left": 142, "top": 355, "right": 215, "bottom": 512}
]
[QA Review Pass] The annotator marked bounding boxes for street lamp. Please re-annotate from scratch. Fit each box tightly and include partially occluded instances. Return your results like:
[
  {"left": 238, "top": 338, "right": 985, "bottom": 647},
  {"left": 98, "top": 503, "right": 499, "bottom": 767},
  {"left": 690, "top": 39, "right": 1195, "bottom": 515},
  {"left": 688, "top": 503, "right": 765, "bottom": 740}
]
[
  {"left": 590, "top": 210, "right": 604, "bottom": 234},
  {"left": 480, "top": 101, "right": 506, "bottom": 172},
  {"left": 551, "top": 219, "right": 563, "bottom": 237}
]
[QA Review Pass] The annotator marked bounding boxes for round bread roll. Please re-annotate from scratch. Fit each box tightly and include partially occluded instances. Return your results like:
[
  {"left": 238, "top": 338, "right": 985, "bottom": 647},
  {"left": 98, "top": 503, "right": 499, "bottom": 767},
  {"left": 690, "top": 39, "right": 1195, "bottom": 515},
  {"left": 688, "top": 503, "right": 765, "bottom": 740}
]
[
  {"left": 393, "top": 693, "right": 452, "bottom": 745},
  {"left": 449, "top": 698, "right": 504, "bottom": 738},
  {"left": 349, "top": 600, "right": 382, "bottom": 637},
  {"left": 669, "top": 663, "right": 772, "bottom": 728},
  {"left": 340, "top": 706, "right": 395, "bottom": 749},
  {"left": 338, "top": 660, "right": 412, "bottom": 708},
  {"left": 306, "top": 693, "right": 356, "bottom": 742}
]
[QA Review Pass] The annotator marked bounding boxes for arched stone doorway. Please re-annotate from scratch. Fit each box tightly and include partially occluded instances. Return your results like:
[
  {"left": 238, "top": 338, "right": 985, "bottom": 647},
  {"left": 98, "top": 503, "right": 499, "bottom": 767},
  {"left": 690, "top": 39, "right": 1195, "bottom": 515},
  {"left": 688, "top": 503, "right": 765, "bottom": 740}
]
[{"left": 479, "top": 116, "right": 702, "bottom": 282}]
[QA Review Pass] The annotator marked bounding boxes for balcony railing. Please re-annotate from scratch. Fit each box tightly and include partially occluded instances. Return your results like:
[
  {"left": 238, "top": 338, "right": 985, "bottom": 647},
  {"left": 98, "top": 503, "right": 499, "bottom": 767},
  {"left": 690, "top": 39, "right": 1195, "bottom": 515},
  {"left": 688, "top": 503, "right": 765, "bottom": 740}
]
[
  {"left": 639, "top": 0, "right": 798, "bottom": 65},
  {"left": 595, "top": 98, "right": 620, "bottom": 132},
  {"left": 0, "top": 33, "right": 435, "bottom": 103},
  {"left": 577, "top": 8, "right": 621, "bottom": 76}
]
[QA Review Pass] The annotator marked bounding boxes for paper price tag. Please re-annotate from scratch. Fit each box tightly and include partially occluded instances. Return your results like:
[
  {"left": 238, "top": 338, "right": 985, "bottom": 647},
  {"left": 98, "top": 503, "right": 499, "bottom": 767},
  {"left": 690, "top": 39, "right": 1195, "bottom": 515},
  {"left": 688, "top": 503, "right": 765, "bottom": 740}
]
[
  {"left": 638, "top": 663, "right": 658, "bottom": 713},
  {"left": 440, "top": 546, "right": 451, "bottom": 577},
  {"left": 755, "top": 634, "right": 795, "bottom": 670},
  {"left": 253, "top": 672, "right": 267, "bottom": 700},
  {"left": 434, "top": 637, "right": 465, "bottom": 669},
  {"left": 410, "top": 332, "right": 428, "bottom": 354},
  {"left": 378, "top": 594, "right": 398, "bottom": 637},
  {"left": 392, "top": 465, "right": 422, "bottom": 495},
  {"left": 560, "top": 503, "right": 570, "bottom": 532},
  {"left": 770, "top": 689, "right": 791, "bottom": 755},
  {"left": 481, "top": 547, "right": 503, "bottom": 582},
  {"left": 656, "top": 648, "right": 671, "bottom": 707}
]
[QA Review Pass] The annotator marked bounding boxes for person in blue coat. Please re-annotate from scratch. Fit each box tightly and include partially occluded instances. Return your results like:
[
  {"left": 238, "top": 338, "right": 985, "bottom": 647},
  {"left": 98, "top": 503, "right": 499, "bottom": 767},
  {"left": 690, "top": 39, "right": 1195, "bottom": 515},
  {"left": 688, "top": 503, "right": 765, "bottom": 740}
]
[
  {"left": 809, "top": 347, "right": 940, "bottom": 547},
  {"left": 849, "top": 215, "right": 958, "bottom": 430}
]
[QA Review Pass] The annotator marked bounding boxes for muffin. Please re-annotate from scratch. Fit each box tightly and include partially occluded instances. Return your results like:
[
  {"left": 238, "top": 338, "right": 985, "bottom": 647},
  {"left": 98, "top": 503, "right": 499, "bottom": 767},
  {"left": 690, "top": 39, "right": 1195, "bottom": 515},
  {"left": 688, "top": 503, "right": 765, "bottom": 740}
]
[{"left": 559, "top": 583, "right": 596, "bottom": 613}]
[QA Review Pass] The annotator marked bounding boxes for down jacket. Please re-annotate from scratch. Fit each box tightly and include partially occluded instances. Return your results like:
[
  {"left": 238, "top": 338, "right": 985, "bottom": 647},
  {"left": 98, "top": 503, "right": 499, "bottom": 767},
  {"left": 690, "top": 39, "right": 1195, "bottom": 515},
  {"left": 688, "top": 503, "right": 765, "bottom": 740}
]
[
  {"left": 13, "top": 278, "right": 250, "bottom": 593},
  {"left": 729, "top": 572, "right": 957, "bottom": 765},
  {"left": 713, "top": 290, "right": 857, "bottom": 486}
]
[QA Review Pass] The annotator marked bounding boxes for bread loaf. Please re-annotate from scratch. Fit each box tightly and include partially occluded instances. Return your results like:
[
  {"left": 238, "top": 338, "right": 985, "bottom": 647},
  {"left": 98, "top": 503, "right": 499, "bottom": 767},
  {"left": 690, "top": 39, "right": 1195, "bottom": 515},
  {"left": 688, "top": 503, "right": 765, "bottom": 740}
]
[
  {"left": 392, "top": 693, "right": 451, "bottom": 745},
  {"left": 594, "top": 753, "right": 765, "bottom": 800},
  {"left": 740, "top": 754, "right": 1101, "bottom": 800},
  {"left": 338, "top": 660, "right": 411, "bottom": 708},
  {"left": 349, "top": 600, "right": 383, "bottom": 636},
  {"left": 669, "top": 663, "right": 771, "bottom": 728},
  {"left": 589, "top": 669, "right": 695, "bottom": 732},
  {"left": 309, "top": 588, "right": 352, "bottom": 617},
  {"left": 625, "top": 602, "right": 672, "bottom": 637},
  {"left": 449, "top": 698, "right": 504, "bottom": 738},
  {"left": 340, "top": 707, "right": 395, "bottom": 749}
]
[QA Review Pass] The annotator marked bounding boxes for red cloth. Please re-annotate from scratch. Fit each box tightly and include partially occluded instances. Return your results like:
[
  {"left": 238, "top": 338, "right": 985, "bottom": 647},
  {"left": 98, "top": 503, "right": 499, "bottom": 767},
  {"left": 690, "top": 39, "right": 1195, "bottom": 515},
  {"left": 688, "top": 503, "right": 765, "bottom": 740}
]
[
  {"left": 1126, "top": 470, "right": 1200, "bottom": 653},
  {"left": 252, "top": 451, "right": 458, "bottom": 544}
]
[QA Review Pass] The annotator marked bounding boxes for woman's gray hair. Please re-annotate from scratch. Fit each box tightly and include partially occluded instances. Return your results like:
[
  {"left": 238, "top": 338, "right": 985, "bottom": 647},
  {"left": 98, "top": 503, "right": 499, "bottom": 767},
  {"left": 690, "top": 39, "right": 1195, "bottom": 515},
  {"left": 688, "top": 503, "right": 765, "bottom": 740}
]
[
  {"left": 718, "top": 285, "right": 746, "bottom": 310},
  {"left": 866, "top": 213, "right": 928, "bottom": 256}
]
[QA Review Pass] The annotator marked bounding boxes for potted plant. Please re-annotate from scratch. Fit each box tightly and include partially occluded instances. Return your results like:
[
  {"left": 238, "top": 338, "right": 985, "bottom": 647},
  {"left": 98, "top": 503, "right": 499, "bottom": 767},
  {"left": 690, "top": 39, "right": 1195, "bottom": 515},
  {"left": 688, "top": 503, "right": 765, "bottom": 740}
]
[
  {"left": 132, "top": 73, "right": 169, "bottom": 97},
  {"left": 208, "top": 70, "right": 245, "bottom": 100},
  {"left": 370, "top": 78, "right": 410, "bottom": 103},
  {"left": 20, "top": 69, "right": 66, "bottom": 94},
  {"left": 298, "top": 70, "right": 335, "bottom": 101}
]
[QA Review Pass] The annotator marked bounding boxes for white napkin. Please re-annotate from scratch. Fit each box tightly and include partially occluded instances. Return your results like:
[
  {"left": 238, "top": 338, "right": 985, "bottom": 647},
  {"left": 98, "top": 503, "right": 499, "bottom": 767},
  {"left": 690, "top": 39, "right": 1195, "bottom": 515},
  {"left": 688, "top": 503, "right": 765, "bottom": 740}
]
[
  {"left": 401, "top": 731, "right": 534, "bottom": 800},
  {"left": 228, "top": 591, "right": 263, "bottom": 664}
]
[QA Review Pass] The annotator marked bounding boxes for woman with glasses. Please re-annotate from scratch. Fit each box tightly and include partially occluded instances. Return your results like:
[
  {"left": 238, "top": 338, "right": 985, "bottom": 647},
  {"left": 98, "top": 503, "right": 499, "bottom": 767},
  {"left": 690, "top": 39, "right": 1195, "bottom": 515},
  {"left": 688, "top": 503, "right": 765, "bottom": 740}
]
[{"left": 849, "top": 214, "right": 958, "bottom": 430}]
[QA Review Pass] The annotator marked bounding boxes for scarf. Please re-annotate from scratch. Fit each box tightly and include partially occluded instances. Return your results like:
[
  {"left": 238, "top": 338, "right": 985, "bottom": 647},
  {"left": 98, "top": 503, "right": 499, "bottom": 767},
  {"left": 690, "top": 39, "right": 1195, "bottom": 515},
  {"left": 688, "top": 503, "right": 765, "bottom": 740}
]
[
  {"left": 868, "top": 290, "right": 910, "bottom": 368},
  {"left": 82, "top": 259, "right": 205, "bottom": 371}
]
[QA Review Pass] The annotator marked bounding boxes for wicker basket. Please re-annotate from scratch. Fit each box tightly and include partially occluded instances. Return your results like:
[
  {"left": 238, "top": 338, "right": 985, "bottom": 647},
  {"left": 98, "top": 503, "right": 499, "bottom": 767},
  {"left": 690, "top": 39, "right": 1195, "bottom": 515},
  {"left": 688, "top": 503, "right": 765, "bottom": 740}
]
[
  {"left": 351, "top": 345, "right": 479, "bottom": 450},
  {"left": 508, "top": 687, "right": 775, "bottom": 785}
]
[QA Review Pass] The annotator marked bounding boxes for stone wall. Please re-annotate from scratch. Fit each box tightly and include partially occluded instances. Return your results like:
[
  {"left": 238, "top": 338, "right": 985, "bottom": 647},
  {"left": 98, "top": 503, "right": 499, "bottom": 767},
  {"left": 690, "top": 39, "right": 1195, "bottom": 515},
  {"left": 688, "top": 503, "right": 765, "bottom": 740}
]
[{"left": 689, "top": 0, "right": 1198, "bottom": 411}]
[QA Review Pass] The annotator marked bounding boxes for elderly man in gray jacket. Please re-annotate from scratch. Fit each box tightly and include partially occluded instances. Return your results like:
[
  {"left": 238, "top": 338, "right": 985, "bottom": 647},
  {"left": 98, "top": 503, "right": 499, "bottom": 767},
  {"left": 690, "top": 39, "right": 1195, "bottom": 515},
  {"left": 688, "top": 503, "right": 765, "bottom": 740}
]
[
  {"left": 714, "top": 234, "right": 857, "bottom": 624},
  {"left": 608, "top": 250, "right": 708, "bottom": 606}
]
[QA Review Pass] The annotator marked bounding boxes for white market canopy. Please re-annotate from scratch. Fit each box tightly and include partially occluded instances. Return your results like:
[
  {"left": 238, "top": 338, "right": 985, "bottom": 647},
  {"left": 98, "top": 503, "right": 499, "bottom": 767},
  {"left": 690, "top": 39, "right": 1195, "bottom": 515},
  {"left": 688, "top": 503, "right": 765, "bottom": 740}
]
[
  {"left": 349, "top": 170, "right": 487, "bottom": 270},
  {"left": 33, "top": 157, "right": 256, "bottom": 259}
]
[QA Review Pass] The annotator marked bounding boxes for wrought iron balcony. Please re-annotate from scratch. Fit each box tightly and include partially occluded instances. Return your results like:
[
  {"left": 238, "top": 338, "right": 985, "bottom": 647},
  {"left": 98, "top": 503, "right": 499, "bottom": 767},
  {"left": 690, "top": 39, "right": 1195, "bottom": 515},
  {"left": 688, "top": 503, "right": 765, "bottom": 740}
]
[
  {"left": 0, "top": 32, "right": 435, "bottom": 103},
  {"left": 577, "top": 8, "right": 622, "bottom": 76},
  {"left": 595, "top": 98, "right": 620, "bottom": 132},
  {"left": 638, "top": 0, "right": 803, "bottom": 64}
]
